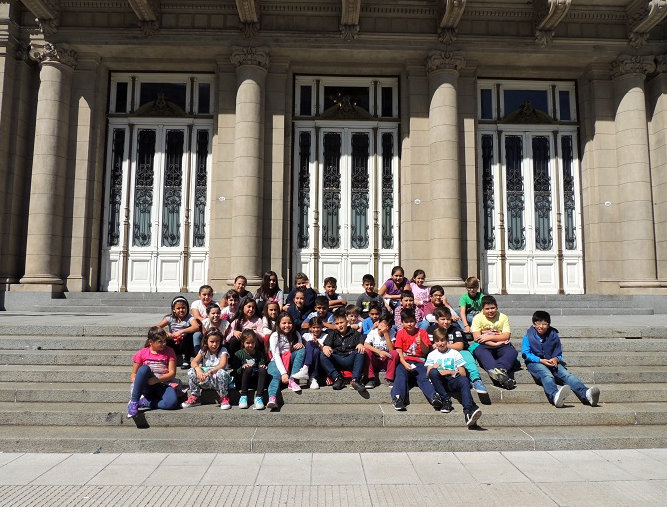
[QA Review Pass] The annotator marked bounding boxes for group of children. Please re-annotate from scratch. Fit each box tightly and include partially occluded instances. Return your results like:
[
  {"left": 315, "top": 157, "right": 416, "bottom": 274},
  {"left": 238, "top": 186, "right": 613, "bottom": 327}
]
[{"left": 128, "top": 268, "right": 601, "bottom": 428}]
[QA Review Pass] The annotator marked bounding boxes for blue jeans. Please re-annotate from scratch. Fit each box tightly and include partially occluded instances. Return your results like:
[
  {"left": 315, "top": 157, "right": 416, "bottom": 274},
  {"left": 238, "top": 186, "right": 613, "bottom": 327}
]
[
  {"left": 193, "top": 331, "right": 203, "bottom": 355},
  {"left": 305, "top": 341, "right": 321, "bottom": 377},
  {"left": 428, "top": 369, "right": 477, "bottom": 412},
  {"left": 473, "top": 343, "right": 518, "bottom": 371},
  {"left": 319, "top": 350, "right": 365, "bottom": 382},
  {"left": 131, "top": 365, "right": 179, "bottom": 410},
  {"left": 391, "top": 360, "right": 436, "bottom": 402},
  {"left": 526, "top": 362, "right": 589, "bottom": 403},
  {"left": 267, "top": 348, "right": 306, "bottom": 397}
]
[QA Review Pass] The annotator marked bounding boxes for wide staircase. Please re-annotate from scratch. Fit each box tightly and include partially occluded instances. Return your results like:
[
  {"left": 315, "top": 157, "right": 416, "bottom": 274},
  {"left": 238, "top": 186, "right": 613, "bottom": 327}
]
[{"left": 1, "top": 294, "right": 666, "bottom": 453}]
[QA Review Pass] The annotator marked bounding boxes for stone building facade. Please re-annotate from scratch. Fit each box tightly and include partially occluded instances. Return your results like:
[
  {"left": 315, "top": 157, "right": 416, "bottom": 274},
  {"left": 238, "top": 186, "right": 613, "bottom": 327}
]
[{"left": 1, "top": 0, "right": 667, "bottom": 295}]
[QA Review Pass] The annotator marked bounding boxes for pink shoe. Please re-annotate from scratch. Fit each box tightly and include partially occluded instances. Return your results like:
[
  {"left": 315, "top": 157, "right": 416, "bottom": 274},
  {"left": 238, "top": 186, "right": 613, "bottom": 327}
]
[
  {"left": 266, "top": 396, "right": 278, "bottom": 409},
  {"left": 288, "top": 379, "right": 302, "bottom": 392},
  {"left": 220, "top": 396, "right": 231, "bottom": 410}
]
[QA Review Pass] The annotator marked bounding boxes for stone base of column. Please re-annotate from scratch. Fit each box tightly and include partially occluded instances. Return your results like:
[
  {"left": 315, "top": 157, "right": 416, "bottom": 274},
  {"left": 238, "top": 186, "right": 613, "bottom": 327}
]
[
  {"left": 619, "top": 280, "right": 666, "bottom": 288},
  {"left": 15, "top": 275, "right": 64, "bottom": 293}
]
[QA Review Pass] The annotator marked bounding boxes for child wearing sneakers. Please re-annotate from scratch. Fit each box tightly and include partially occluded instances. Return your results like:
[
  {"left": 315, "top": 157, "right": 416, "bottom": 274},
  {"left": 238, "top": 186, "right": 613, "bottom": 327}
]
[
  {"left": 182, "top": 328, "right": 232, "bottom": 410},
  {"left": 266, "top": 312, "right": 307, "bottom": 409},
  {"left": 302, "top": 316, "right": 327, "bottom": 389},
  {"left": 390, "top": 309, "right": 443, "bottom": 411},
  {"left": 433, "top": 306, "right": 487, "bottom": 394},
  {"left": 234, "top": 329, "right": 267, "bottom": 410},
  {"left": 426, "top": 328, "right": 482, "bottom": 427},
  {"left": 319, "top": 308, "right": 367, "bottom": 393},
  {"left": 471, "top": 295, "right": 518, "bottom": 390},
  {"left": 363, "top": 312, "right": 398, "bottom": 388},
  {"left": 522, "top": 310, "right": 601, "bottom": 408}
]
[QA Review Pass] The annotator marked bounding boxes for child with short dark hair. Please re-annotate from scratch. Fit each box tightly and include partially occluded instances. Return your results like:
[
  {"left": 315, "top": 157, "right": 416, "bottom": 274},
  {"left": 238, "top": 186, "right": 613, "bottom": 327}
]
[
  {"left": 319, "top": 308, "right": 367, "bottom": 392},
  {"left": 285, "top": 272, "right": 318, "bottom": 313},
  {"left": 356, "top": 274, "right": 382, "bottom": 319},
  {"left": 427, "top": 328, "right": 482, "bottom": 427},
  {"left": 394, "top": 291, "right": 423, "bottom": 331},
  {"left": 390, "top": 309, "right": 442, "bottom": 411},
  {"left": 345, "top": 304, "right": 362, "bottom": 332},
  {"left": 364, "top": 312, "right": 398, "bottom": 388},
  {"left": 361, "top": 300, "right": 384, "bottom": 336},
  {"left": 302, "top": 295, "right": 335, "bottom": 331},
  {"left": 459, "top": 276, "right": 485, "bottom": 334},
  {"left": 321, "top": 276, "right": 347, "bottom": 309},
  {"left": 522, "top": 310, "right": 600, "bottom": 408},
  {"left": 471, "top": 295, "right": 518, "bottom": 390}
]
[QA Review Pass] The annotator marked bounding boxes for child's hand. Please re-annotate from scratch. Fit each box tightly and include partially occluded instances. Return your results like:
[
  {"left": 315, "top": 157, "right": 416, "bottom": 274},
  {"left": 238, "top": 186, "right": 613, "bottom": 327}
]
[
  {"left": 242, "top": 363, "right": 252, "bottom": 369},
  {"left": 322, "top": 345, "right": 333, "bottom": 357},
  {"left": 293, "top": 343, "right": 304, "bottom": 350},
  {"left": 196, "top": 369, "right": 207, "bottom": 382},
  {"left": 259, "top": 364, "right": 267, "bottom": 369},
  {"left": 382, "top": 351, "right": 392, "bottom": 359},
  {"left": 281, "top": 373, "right": 289, "bottom": 384},
  {"left": 173, "top": 335, "right": 183, "bottom": 344},
  {"left": 415, "top": 298, "right": 423, "bottom": 306},
  {"left": 355, "top": 344, "right": 365, "bottom": 353},
  {"left": 415, "top": 336, "right": 422, "bottom": 345},
  {"left": 452, "top": 315, "right": 460, "bottom": 321}
]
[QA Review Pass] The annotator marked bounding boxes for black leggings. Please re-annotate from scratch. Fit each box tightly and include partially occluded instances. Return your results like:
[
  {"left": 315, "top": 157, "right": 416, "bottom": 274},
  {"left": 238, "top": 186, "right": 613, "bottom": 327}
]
[{"left": 239, "top": 367, "right": 267, "bottom": 396}]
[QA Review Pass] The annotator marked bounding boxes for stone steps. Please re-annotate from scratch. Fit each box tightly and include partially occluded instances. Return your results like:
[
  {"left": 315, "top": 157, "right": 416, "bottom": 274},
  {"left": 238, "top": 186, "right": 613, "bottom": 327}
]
[{"left": 2, "top": 425, "right": 666, "bottom": 453}]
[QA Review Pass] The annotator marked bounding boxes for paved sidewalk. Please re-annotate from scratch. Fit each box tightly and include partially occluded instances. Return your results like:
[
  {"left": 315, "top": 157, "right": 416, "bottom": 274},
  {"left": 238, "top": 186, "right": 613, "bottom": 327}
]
[{"left": 0, "top": 449, "right": 666, "bottom": 506}]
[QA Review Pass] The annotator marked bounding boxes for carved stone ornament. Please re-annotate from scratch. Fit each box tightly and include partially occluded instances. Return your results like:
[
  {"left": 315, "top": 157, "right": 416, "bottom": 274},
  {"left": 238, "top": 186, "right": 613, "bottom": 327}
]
[
  {"left": 501, "top": 100, "right": 556, "bottom": 124},
  {"left": 439, "top": 0, "right": 466, "bottom": 45},
  {"left": 21, "top": 0, "right": 59, "bottom": 35},
  {"left": 656, "top": 55, "right": 667, "bottom": 73},
  {"left": 609, "top": 55, "right": 656, "bottom": 79},
  {"left": 230, "top": 46, "right": 270, "bottom": 69},
  {"left": 340, "top": 23, "right": 359, "bottom": 41},
  {"left": 628, "top": 0, "right": 667, "bottom": 49},
  {"left": 340, "top": 0, "right": 361, "bottom": 40},
  {"left": 139, "top": 20, "right": 160, "bottom": 37},
  {"left": 534, "top": 0, "right": 572, "bottom": 48},
  {"left": 241, "top": 21, "right": 260, "bottom": 38},
  {"left": 320, "top": 94, "right": 373, "bottom": 120},
  {"left": 427, "top": 50, "right": 465, "bottom": 73},
  {"left": 29, "top": 42, "right": 78, "bottom": 69},
  {"left": 235, "top": 0, "right": 260, "bottom": 37}
]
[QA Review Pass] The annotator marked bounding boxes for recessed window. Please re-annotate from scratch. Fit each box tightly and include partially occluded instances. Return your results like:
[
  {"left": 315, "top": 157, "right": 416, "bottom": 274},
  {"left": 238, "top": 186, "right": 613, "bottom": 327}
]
[
  {"left": 504, "top": 89, "right": 549, "bottom": 116},
  {"left": 323, "top": 86, "right": 370, "bottom": 113},
  {"left": 139, "top": 82, "right": 187, "bottom": 111}
]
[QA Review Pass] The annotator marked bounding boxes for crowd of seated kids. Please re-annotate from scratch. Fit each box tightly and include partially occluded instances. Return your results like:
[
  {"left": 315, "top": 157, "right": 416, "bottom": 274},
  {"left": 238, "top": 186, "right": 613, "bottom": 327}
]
[{"left": 128, "top": 268, "right": 601, "bottom": 429}]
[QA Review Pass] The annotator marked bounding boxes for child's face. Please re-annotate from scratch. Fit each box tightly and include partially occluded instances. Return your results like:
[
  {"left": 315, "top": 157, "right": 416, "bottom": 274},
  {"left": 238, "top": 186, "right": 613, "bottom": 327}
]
[
  {"left": 296, "top": 278, "right": 308, "bottom": 288},
  {"left": 402, "top": 319, "right": 417, "bottom": 333},
  {"left": 310, "top": 323, "right": 323, "bottom": 337},
  {"left": 207, "top": 336, "right": 221, "bottom": 353},
  {"left": 279, "top": 316, "right": 293, "bottom": 334},
  {"left": 173, "top": 302, "right": 188, "bottom": 319},
  {"left": 268, "top": 276, "right": 278, "bottom": 289},
  {"left": 368, "top": 308, "right": 380, "bottom": 322},
  {"left": 333, "top": 317, "right": 348, "bottom": 334},
  {"left": 392, "top": 271, "right": 404, "bottom": 284},
  {"left": 363, "top": 281, "right": 375, "bottom": 294},
  {"left": 414, "top": 274, "right": 425, "bottom": 286},
  {"left": 243, "top": 337, "right": 256, "bottom": 354},
  {"left": 266, "top": 303, "right": 279, "bottom": 319},
  {"left": 324, "top": 282, "right": 336, "bottom": 296},
  {"left": 436, "top": 314, "right": 452, "bottom": 330},
  {"left": 346, "top": 313, "right": 359, "bottom": 325},
  {"left": 482, "top": 303, "right": 497, "bottom": 319},
  {"left": 243, "top": 302, "right": 256, "bottom": 319},
  {"left": 150, "top": 337, "right": 167, "bottom": 352},
  {"left": 234, "top": 279, "right": 247, "bottom": 293},
  {"left": 434, "top": 337, "right": 449, "bottom": 353},
  {"left": 401, "top": 296, "right": 414, "bottom": 309},
  {"left": 430, "top": 291, "right": 444, "bottom": 305},
  {"left": 293, "top": 293, "right": 305, "bottom": 308},
  {"left": 314, "top": 304, "right": 328, "bottom": 317},
  {"left": 533, "top": 320, "right": 549, "bottom": 336},
  {"left": 208, "top": 307, "right": 221, "bottom": 324},
  {"left": 199, "top": 289, "right": 213, "bottom": 305},
  {"left": 228, "top": 297, "right": 239, "bottom": 311},
  {"left": 466, "top": 285, "right": 480, "bottom": 298}
]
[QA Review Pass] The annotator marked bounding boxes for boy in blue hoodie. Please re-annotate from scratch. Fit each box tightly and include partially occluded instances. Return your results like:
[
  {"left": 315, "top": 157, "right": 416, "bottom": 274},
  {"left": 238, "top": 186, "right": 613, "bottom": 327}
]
[{"left": 521, "top": 310, "right": 600, "bottom": 408}]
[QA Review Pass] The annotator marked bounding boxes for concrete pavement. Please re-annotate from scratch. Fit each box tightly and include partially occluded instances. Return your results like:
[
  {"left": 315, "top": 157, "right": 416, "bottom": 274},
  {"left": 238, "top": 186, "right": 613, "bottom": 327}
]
[{"left": 0, "top": 449, "right": 666, "bottom": 506}]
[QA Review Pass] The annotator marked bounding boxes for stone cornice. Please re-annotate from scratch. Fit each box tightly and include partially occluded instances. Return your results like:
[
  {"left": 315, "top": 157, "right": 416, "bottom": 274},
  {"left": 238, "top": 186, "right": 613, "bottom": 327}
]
[
  {"left": 534, "top": 0, "right": 572, "bottom": 48},
  {"left": 427, "top": 50, "right": 465, "bottom": 74},
  {"left": 439, "top": 0, "right": 466, "bottom": 45},
  {"left": 29, "top": 42, "right": 77, "bottom": 68},
  {"left": 21, "top": 0, "right": 60, "bottom": 35},
  {"left": 609, "top": 54, "right": 655, "bottom": 79},
  {"left": 235, "top": 0, "right": 260, "bottom": 38},
  {"left": 230, "top": 46, "right": 269, "bottom": 70},
  {"left": 628, "top": 0, "right": 667, "bottom": 48}
]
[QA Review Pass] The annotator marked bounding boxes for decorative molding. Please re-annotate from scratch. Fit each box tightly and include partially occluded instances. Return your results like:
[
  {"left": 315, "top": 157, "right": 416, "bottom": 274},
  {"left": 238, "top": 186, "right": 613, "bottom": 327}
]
[
  {"left": 29, "top": 42, "right": 77, "bottom": 68},
  {"left": 534, "top": 0, "right": 572, "bottom": 47},
  {"left": 501, "top": 101, "right": 556, "bottom": 124},
  {"left": 21, "top": 0, "right": 60, "bottom": 35},
  {"left": 439, "top": 0, "right": 466, "bottom": 45},
  {"left": 656, "top": 55, "right": 667, "bottom": 73},
  {"left": 609, "top": 54, "right": 656, "bottom": 79},
  {"left": 340, "top": 0, "right": 361, "bottom": 40},
  {"left": 628, "top": 0, "right": 667, "bottom": 48},
  {"left": 128, "top": 0, "right": 160, "bottom": 37},
  {"left": 427, "top": 50, "right": 465, "bottom": 74},
  {"left": 319, "top": 95, "right": 373, "bottom": 120},
  {"left": 230, "top": 46, "right": 269, "bottom": 70},
  {"left": 235, "top": 0, "right": 260, "bottom": 38}
]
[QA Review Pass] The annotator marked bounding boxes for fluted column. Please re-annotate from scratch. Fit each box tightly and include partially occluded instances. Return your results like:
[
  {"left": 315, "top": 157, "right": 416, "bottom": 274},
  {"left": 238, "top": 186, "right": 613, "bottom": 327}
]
[
  {"left": 610, "top": 55, "right": 657, "bottom": 283},
  {"left": 229, "top": 46, "right": 268, "bottom": 284},
  {"left": 427, "top": 50, "right": 464, "bottom": 286},
  {"left": 19, "top": 43, "right": 77, "bottom": 290}
]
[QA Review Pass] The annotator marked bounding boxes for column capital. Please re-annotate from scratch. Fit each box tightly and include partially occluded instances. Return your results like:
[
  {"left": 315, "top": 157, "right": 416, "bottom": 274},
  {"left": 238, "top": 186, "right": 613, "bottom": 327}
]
[
  {"left": 656, "top": 55, "right": 667, "bottom": 73},
  {"left": 230, "top": 46, "right": 269, "bottom": 70},
  {"left": 29, "top": 42, "right": 78, "bottom": 69},
  {"left": 427, "top": 50, "right": 465, "bottom": 74},
  {"left": 609, "top": 55, "right": 655, "bottom": 80}
]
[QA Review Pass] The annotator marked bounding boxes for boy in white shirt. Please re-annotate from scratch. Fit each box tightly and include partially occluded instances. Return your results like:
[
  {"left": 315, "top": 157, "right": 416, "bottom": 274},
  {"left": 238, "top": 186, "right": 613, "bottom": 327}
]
[{"left": 426, "top": 327, "right": 482, "bottom": 428}]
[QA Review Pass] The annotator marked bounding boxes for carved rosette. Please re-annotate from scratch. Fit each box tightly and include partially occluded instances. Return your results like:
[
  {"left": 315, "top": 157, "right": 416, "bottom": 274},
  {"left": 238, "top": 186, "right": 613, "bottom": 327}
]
[
  {"left": 609, "top": 55, "right": 655, "bottom": 79},
  {"left": 29, "top": 42, "right": 78, "bottom": 69},
  {"left": 230, "top": 46, "right": 270, "bottom": 70},
  {"left": 427, "top": 50, "right": 465, "bottom": 74}
]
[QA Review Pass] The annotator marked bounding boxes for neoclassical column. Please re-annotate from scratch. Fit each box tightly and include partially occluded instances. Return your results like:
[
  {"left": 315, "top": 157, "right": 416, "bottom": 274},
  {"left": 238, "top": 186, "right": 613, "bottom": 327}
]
[
  {"left": 610, "top": 55, "right": 658, "bottom": 283},
  {"left": 19, "top": 42, "right": 77, "bottom": 291},
  {"left": 229, "top": 46, "right": 268, "bottom": 285},
  {"left": 427, "top": 50, "right": 465, "bottom": 286}
]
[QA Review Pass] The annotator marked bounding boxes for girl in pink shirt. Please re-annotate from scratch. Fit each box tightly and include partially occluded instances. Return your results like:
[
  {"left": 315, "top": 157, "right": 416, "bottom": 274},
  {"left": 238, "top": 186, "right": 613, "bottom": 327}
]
[{"left": 226, "top": 297, "right": 264, "bottom": 356}]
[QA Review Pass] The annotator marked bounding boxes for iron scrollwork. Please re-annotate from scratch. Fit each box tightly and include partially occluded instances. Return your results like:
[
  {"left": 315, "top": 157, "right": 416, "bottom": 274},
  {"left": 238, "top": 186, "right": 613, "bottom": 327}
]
[
  {"left": 381, "top": 133, "right": 394, "bottom": 249},
  {"left": 322, "top": 132, "right": 342, "bottom": 249},
  {"left": 107, "top": 129, "right": 125, "bottom": 247},
  {"left": 350, "top": 133, "right": 370, "bottom": 249},
  {"left": 505, "top": 136, "right": 526, "bottom": 250},
  {"left": 297, "top": 132, "right": 311, "bottom": 249},
  {"left": 133, "top": 129, "right": 156, "bottom": 247},
  {"left": 532, "top": 136, "right": 553, "bottom": 251},
  {"left": 481, "top": 135, "right": 495, "bottom": 250},
  {"left": 561, "top": 136, "right": 576, "bottom": 250},
  {"left": 161, "top": 130, "right": 184, "bottom": 247},
  {"left": 193, "top": 130, "right": 208, "bottom": 248}
]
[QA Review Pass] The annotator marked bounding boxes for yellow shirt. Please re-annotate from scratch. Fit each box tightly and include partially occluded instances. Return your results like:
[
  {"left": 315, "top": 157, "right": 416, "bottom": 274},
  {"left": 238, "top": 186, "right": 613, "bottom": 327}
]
[{"left": 471, "top": 312, "right": 510, "bottom": 335}]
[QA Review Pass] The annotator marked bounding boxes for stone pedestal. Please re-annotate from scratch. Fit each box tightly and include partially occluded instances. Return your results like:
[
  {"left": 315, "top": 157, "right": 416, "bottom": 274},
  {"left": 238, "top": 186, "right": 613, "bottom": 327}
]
[
  {"left": 18, "top": 43, "right": 77, "bottom": 291},
  {"left": 427, "top": 50, "right": 464, "bottom": 287},
  {"left": 611, "top": 55, "right": 657, "bottom": 283},
  {"left": 229, "top": 46, "right": 268, "bottom": 285}
]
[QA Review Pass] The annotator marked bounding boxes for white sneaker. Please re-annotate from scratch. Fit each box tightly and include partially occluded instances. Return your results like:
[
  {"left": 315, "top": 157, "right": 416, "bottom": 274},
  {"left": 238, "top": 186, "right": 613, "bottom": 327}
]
[
  {"left": 292, "top": 365, "right": 310, "bottom": 380},
  {"left": 553, "top": 385, "right": 571, "bottom": 408},
  {"left": 309, "top": 377, "right": 320, "bottom": 390},
  {"left": 586, "top": 386, "right": 600, "bottom": 406}
]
